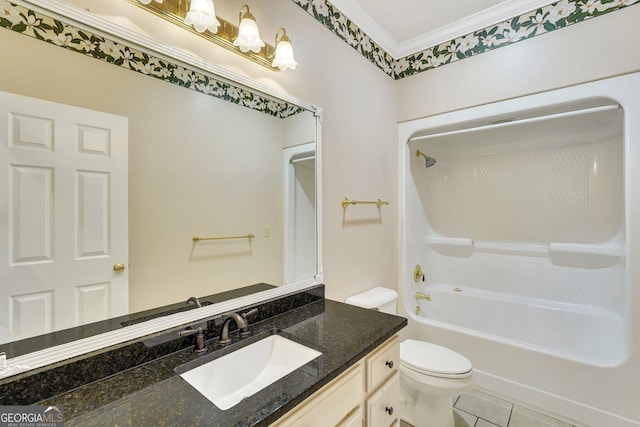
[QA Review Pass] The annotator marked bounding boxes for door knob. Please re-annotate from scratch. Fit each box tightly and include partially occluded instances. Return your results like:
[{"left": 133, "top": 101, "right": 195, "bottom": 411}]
[{"left": 113, "top": 263, "right": 126, "bottom": 272}]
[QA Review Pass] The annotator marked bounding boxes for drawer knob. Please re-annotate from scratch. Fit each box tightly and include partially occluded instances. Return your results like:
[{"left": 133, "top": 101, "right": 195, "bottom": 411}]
[
  {"left": 385, "top": 360, "right": 394, "bottom": 369},
  {"left": 385, "top": 406, "right": 394, "bottom": 416}
]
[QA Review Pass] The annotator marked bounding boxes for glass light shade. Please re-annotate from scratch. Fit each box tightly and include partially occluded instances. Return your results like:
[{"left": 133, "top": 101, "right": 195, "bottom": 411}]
[
  {"left": 139, "top": 0, "right": 163, "bottom": 4},
  {"left": 233, "top": 17, "right": 265, "bottom": 53},
  {"left": 272, "top": 39, "right": 297, "bottom": 71},
  {"left": 185, "top": 0, "right": 220, "bottom": 33}
]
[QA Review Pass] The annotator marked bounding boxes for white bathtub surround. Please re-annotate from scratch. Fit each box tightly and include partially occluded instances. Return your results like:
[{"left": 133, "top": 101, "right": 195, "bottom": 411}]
[{"left": 398, "top": 73, "right": 640, "bottom": 426}]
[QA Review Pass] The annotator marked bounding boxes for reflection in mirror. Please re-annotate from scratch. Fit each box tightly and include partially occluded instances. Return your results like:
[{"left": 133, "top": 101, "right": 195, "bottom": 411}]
[
  {"left": 285, "top": 142, "right": 317, "bottom": 284},
  {"left": 0, "top": 0, "right": 320, "bottom": 362}
]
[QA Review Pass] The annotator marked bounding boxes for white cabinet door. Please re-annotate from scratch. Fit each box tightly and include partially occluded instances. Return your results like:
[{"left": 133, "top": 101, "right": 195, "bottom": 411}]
[
  {"left": 0, "top": 91, "right": 128, "bottom": 343},
  {"left": 271, "top": 363, "right": 364, "bottom": 427},
  {"left": 367, "top": 373, "right": 399, "bottom": 427}
]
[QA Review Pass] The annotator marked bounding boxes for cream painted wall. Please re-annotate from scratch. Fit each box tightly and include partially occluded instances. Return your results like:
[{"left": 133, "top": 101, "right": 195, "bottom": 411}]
[
  {"left": 283, "top": 112, "right": 316, "bottom": 149},
  {"left": 26, "top": 0, "right": 399, "bottom": 304},
  {"left": 241, "top": 1, "right": 399, "bottom": 303}
]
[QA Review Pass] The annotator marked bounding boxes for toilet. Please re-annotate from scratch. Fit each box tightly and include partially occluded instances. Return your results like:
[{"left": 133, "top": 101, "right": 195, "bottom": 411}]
[{"left": 345, "top": 287, "right": 473, "bottom": 427}]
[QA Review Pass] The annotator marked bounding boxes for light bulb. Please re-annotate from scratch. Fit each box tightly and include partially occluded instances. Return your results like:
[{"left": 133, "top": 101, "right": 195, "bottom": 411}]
[
  {"left": 272, "top": 34, "right": 297, "bottom": 71},
  {"left": 185, "top": 0, "right": 220, "bottom": 33},
  {"left": 234, "top": 16, "right": 265, "bottom": 53}
]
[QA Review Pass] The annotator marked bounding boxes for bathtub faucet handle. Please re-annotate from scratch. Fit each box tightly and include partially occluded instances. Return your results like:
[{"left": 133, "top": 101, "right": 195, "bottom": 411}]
[{"left": 413, "top": 265, "right": 425, "bottom": 283}]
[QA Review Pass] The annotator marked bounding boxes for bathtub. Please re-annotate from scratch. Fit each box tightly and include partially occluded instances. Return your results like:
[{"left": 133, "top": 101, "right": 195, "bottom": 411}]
[
  {"left": 401, "top": 93, "right": 627, "bottom": 367},
  {"left": 411, "top": 284, "right": 626, "bottom": 366},
  {"left": 398, "top": 73, "right": 640, "bottom": 427}
]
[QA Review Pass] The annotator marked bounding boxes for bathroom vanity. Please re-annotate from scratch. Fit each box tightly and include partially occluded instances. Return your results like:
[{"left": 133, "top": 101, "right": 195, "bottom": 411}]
[
  {"left": 272, "top": 335, "right": 400, "bottom": 427},
  {"left": 0, "top": 286, "right": 406, "bottom": 426}
]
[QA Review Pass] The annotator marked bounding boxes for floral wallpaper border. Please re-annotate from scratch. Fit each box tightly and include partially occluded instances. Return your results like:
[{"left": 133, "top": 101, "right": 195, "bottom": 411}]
[
  {"left": 0, "top": 1, "right": 306, "bottom": 118},
  {"left": 292, "top": 0, "right": 640, "bottom": 80},
  {"left": 2, "top": 0, "right": 637, "bottom": 101}
]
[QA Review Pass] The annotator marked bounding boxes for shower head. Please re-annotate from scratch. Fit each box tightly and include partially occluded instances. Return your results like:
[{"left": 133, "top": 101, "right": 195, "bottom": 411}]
[
  {"left": 423, "top": 156, "right": 436, "bottom": 168},
  {"left": 416, "top": 150, "right": 437, "bottom": 168}
]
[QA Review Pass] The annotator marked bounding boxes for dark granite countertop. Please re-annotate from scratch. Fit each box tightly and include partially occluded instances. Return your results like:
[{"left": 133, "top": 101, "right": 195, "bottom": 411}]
[{"left": 35, "top": 299, "right": 406, "bottom": 426}]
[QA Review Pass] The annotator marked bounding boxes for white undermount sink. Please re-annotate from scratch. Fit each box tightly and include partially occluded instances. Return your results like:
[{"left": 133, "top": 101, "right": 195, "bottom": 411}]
[{"left": 179, "top": 334, "right": 322, "bottom": 410}]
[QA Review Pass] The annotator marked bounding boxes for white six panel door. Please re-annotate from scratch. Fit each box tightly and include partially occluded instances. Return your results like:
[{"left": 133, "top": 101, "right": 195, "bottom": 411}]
[{"left": 0, "top": 91, "right": 128, "bottom": 343}]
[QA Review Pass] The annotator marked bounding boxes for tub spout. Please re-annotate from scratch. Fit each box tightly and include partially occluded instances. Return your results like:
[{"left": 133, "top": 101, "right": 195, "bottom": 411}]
[{"left": 415, "top": 292, "right": 431, "bottom": 301}]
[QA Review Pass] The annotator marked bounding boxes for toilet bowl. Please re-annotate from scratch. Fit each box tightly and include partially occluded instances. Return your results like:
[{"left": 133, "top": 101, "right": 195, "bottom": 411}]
[
  {"left": 345, "top": 287, "right": 473, "bottom": 427},
  {"left": 400, "top": 339, "right": 473, "bottom": 427}
]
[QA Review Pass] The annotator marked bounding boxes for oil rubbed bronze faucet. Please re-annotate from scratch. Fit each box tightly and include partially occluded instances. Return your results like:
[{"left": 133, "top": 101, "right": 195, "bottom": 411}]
[
  {"left": 218, "top": 308, "right": 259, "bottom": 346},
  {"left": 179, "top": 327, "right": 207, "bottom": 353}
]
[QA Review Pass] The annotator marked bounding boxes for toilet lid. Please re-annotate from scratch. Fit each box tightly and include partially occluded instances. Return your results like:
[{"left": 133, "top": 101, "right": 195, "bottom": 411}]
[
  {"left": 400, "top": 339, "right": 472, "bottom": 377},
  {"left": 344, "top": 287, "right": 398, "bottom": 309}
]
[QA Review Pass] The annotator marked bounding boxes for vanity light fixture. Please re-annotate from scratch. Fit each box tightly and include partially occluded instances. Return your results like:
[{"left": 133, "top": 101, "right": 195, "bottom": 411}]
[
  {"left": 233, "top": 5, "right": 265, "bottom": 53},
  {"left": 272, "top": 28, "right": 298, "bottom": 71},
  {"left": 131, "top": 0, "right": 296, "bottom": 72}
]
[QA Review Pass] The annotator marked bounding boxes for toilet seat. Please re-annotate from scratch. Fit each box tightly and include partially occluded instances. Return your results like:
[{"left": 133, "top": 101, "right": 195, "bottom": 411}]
[{"left": 400, "top": 339, "right": 472, "bottom": 379}]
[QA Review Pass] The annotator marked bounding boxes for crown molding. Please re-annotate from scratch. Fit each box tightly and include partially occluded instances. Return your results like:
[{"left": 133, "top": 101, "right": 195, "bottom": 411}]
[{"left": 328, "top": 0, "right": 557, "bottom": 59}]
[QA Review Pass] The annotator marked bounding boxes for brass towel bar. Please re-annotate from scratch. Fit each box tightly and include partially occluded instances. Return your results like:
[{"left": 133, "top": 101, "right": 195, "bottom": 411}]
[
  {"left": 193, "top": 234, "right": 255, "bottom": 242},
  {"left": 342, "top": 197, "right": 390, "bottom": 209}
]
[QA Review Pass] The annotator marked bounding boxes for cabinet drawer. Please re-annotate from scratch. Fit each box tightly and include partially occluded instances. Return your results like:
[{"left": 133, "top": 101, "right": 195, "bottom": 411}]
[
  {"left": 366, "top": 336, "right": 399, "bottom": 393},
  {"left": 338, "top": 406, "right": 363, "bottom": 427},
  {"left": 271, "top": 362, "right": 363, "bottom": 427},
  {"left": 366, "top": 372, "right": 399, "bottom": 427}
]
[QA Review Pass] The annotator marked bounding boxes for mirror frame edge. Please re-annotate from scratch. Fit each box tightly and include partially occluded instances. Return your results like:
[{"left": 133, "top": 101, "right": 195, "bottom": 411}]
[{"left": 3, "top": 0, "right": 323, "bottom": 376}]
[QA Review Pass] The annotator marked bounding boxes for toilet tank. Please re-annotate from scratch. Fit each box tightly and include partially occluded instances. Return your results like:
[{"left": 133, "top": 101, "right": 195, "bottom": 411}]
[{"left": 345, "top": 287, "right": 398, "bottom": 314}]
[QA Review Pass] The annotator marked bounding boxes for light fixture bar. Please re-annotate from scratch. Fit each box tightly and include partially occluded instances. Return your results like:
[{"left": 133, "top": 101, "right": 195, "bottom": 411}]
[{"left": 126, "top": 0, "right": 279, "bottom": 71}]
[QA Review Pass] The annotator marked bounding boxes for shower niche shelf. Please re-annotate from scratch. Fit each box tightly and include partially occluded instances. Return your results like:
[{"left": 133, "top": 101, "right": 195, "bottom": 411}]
[{"left": 425, "top": 235, "right": 624, "bottom": 266}]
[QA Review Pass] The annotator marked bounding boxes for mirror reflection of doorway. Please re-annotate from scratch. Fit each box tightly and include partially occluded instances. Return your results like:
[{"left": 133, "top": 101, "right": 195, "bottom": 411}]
[
  {"left": 0, "top": 91, "right": 129, "bottom": 344},
  {"left": 284, "top": 143, "right": 316, "bottom": 284}
]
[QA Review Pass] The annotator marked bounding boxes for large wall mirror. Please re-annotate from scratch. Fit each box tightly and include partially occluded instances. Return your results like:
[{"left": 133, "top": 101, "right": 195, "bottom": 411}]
[{"left": 0, "top": 0, "right": 322, "bottom": 372}]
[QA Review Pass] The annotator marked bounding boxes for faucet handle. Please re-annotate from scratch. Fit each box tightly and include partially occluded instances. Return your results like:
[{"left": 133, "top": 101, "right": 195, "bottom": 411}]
[
  {"left": 186, "top": 296, "right": 202, "bottom": 308},
  {"left": 238, "top": 308, "right": 258, "bottom": 337},
  {"left": 179, "top": 327, "right": 207, "bottom": 353},
  {"left": 242, "top": 308, "right": 258, "bottom": 320}
]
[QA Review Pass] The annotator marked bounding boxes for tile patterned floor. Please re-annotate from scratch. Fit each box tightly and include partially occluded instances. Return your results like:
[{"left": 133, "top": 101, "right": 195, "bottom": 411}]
[{"left": 401, "top": 389, "right": 576, "bottom": 427}]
